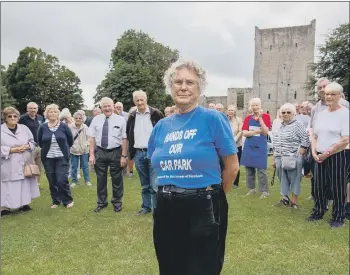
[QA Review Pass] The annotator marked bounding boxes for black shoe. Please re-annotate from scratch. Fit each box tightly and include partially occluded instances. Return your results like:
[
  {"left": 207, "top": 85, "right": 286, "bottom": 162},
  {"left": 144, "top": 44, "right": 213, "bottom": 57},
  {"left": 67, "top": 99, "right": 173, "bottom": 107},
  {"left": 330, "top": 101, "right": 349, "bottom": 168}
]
[
  {"left": 1, "top": 210, "right": 11, "bottom": 216},
  {"left": 94, "top": 206, "right": 107, "bottom": 213},
  {"left": 307, "top": 214, "right": 323, "bottom": 222},
  {"left": 19, "top": 205, "right": 32, "bottom": 212},
  {"left": 137, "top": 209, "right": 151, "bottom": 215},
  {"left": 114, "top": 205, "right": 123, "bottom": 213},
  {"left": 330, "top": 220, "right": 345, "bottom": 228}
]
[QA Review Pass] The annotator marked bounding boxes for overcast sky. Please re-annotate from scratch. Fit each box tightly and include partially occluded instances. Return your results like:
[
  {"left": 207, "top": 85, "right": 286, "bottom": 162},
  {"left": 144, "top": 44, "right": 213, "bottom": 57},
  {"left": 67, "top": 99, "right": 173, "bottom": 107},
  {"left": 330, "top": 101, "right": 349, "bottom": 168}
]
[{"left": 1, "top": 2, "right": 349, "bottom": 108}]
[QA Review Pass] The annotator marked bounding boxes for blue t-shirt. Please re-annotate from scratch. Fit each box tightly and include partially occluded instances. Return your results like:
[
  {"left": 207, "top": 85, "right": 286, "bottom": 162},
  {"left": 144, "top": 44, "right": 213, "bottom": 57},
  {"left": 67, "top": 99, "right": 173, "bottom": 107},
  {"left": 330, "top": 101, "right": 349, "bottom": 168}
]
[{"left": 147, "top": 106, "right": 237, "bottom": 188}]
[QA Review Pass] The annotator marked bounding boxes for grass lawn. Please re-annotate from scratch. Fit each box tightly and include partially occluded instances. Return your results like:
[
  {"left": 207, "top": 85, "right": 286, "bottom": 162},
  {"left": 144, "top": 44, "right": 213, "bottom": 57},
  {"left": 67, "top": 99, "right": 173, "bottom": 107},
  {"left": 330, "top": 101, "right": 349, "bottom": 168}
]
[{"left": 1, "top": 160, "right": 349, "bottom": 275}]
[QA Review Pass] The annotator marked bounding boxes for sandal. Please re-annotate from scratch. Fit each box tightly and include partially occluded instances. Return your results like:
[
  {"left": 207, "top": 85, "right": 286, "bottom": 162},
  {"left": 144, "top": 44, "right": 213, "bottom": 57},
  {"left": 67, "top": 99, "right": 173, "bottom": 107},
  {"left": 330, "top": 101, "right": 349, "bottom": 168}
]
[
  {"left": 50, "top": 204, "right": 59, "bottom": 209},
  {"left": 290, "top": 203, "right": 298, "bottom": 209},
  {"left": 66, "top": 202, "right": 74, "bottom": 208}
]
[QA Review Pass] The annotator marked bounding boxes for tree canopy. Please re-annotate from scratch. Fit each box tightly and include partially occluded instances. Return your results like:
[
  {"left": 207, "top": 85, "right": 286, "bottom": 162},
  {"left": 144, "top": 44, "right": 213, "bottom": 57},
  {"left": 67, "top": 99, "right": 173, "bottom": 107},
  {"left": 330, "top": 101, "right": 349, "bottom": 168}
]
[
  {"left": 307, "top": 23, "right": 349, "bottom": 100},
  {"left": 5, "top": 47, "right": 84, "bottom": 114},
  {"left": 94, "top": 29, "right": 179, "bottom": 111}
]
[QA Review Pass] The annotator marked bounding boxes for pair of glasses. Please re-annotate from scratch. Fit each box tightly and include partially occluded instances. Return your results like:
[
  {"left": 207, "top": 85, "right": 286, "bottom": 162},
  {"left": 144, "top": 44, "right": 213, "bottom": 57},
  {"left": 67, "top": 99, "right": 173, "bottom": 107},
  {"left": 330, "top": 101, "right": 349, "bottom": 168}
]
[
  {"left": 173, "top": 79, "right": 197, "bottom": 88},
  {"left": 281, "top": 111, "right": 291, "bottom": 114},
  {"left": 7, "top": 115, "right": 18, "bottom": 118}
]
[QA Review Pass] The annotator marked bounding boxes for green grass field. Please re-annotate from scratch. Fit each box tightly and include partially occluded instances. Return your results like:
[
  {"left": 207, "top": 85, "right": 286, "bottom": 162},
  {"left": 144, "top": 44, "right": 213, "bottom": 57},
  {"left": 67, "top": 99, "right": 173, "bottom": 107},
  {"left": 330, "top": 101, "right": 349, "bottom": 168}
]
[{"left": 1, "top": 162, "right": 349, "bottom": 275}]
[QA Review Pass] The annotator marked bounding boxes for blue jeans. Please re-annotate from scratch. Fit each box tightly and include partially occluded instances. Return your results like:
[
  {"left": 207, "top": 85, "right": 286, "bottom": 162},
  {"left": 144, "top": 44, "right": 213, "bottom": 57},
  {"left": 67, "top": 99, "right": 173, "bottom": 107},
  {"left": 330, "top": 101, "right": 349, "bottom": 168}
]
[
  {"left": 71, "top": 153, "right": 90, "bottom": 183},
  {"left": 134, "top": 150, "right": 158, "bottom": 212}
]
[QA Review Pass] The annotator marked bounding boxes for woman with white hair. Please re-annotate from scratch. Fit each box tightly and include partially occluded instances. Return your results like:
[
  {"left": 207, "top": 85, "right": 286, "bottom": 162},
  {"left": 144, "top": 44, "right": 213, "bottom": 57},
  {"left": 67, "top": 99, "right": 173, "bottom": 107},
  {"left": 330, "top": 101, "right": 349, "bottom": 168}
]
[
  {"left": 272, "top": 103, "right": 309, "bottom": 208},
  {"left": 240, "top": 98, "right": 271, "bottom": 199},
  {"left": 227, "top": 104, "right": 243, "bottom": 188},
  {"left": 38, "top": 104, "right": 74, "bottom": 209},
  {"left": 69, "top": 111, "right": 91, "bottom": 187},
  {"left": 60, "top": 108, "right": 73, "bottom": 125},
  {"left": 148, "top": 59, "right": 239, "bottom": 275},
  {"left": 308, "top": 82, "right": 349, "bottom": 228}
]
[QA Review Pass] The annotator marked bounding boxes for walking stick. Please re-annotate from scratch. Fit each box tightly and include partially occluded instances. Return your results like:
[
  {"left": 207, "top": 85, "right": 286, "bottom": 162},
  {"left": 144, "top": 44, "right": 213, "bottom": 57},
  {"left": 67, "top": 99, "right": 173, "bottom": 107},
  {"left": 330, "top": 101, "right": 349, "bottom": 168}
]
[{"left": 270, "top": 167, "right": 276, "bottom": 186}]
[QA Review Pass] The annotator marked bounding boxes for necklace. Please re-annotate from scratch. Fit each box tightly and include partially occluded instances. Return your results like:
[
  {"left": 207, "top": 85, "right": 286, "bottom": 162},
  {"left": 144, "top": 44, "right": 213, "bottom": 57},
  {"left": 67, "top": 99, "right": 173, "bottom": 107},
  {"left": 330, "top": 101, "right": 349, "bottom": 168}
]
[
  {"left": 48, "top": 120, "right": 59, "bottom": 128},
  {"left": 170, "top": 107, "right": 198, "bottom": 131}
]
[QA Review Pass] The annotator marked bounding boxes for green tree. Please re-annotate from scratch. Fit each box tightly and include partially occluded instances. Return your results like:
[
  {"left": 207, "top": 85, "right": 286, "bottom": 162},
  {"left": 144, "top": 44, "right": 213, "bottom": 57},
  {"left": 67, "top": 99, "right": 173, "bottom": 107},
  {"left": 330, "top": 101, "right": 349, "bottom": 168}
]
[
  {"left": 307, "top": 23, "right": 349, "bottom": 100},
  {"left": 6, "top": 47, "right": 84, "bottom": 114},
  {"left": 0, "top": 65, "right": 17, "bottom": 110},
  {"left": 94, "top": 29, "right": 179, "bottom": 111}
]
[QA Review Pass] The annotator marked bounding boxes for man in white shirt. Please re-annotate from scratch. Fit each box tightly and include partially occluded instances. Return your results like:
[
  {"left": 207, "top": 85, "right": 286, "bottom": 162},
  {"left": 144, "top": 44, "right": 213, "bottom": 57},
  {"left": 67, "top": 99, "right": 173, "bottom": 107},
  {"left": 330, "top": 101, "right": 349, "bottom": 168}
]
[
  {"left": 88, "top": 97, "right": 128, "bottom": 213},
  {"left": 126, "top": 90, "right": 164, "bottom": 214}
]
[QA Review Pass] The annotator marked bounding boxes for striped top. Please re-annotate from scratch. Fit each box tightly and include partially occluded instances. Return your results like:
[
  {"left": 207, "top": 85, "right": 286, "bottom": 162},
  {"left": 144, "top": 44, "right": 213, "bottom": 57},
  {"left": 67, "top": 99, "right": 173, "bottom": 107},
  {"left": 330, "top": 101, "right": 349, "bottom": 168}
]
[
  {"left": 46, "top": 123, "right": 64, "bottom": 158},
  {"left": 272, "top": 119, "right": 310, "bottom": 157}
]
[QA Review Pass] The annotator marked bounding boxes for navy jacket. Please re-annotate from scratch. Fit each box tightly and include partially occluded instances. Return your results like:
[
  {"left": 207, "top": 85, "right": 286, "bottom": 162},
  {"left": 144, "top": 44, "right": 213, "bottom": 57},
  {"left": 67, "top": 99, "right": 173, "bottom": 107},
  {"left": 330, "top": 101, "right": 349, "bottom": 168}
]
[{"left": 38, "top": 122, "right": 73, "bottom": 161}]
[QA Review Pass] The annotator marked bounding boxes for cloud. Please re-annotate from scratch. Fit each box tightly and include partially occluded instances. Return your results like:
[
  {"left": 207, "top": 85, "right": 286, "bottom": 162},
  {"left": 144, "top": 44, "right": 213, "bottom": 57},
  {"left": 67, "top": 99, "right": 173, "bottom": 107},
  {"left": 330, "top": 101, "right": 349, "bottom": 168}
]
[{"left": 1, "top": 2, "right": 348, "bottom": 108}]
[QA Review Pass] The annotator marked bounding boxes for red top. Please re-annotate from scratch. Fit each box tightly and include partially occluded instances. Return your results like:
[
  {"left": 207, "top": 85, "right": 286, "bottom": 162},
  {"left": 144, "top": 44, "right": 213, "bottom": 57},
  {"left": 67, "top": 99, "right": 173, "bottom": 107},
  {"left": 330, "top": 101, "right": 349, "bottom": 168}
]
[{"left": 242, "top": 114, "right": 271, "bottom": 131}]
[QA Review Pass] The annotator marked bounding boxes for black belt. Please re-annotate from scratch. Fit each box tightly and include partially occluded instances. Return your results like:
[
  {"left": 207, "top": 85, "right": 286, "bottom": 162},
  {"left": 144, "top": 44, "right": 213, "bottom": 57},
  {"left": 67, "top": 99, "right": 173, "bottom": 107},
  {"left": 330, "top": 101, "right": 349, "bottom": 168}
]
[
  {"left": 97, "top": 146, "right": 121, "bottom": 152},
  {"left": 158, "top": 185, "right": 221, "bottom": 195},
  {"left": 136, "top": 148, "right": 147, "bottom": 152}
]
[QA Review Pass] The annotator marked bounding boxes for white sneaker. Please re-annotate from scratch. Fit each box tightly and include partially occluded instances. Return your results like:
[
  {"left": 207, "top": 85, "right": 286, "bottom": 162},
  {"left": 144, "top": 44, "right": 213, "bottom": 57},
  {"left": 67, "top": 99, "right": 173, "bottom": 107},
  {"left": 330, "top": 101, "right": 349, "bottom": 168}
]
[
  {"left": 128, "top": 172, "right": 133, "bottom": 179},
  {"left": 246, "top": 189, "right": 256, "bottom": 196},
  {"left": 260, "top": 192, "right": 269, "bottom": 199},
  {"left": 306, "top": 195, "right": 313, "bottom": 201},
  {"left": 86, "top": 182, "right": 92, "bottom": 186},
  {"left": 70, "top": 183, "right": 77, "bottom": 188},
  {"left": 77, "top": 174, "right": 81, "bottom": 180}
]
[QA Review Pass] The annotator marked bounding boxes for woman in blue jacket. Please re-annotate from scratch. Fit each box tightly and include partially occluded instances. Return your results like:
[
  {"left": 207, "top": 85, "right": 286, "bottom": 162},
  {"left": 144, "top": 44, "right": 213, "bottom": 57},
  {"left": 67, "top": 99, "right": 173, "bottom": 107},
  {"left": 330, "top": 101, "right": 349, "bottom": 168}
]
[{"left": 38, "top": 104, "right": 74, "bottom": 208}]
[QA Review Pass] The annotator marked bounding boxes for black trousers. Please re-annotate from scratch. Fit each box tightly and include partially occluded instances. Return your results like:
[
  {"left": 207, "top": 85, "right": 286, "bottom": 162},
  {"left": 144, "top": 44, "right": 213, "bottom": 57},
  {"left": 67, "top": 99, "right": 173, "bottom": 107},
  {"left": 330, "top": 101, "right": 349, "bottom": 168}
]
[
  {"left": 312, "top": 151, "right": 348, "bottom": 222},
  {"left": 233, "top": 146, "right": 242, "bottom": 186},
  {"left": 310, "top": 155, "right": 333, "bottom": 200},
  {"left": 43, "top": 157, "right": 73, "bottom": 206},
  {"left": 153, "top": 186, "right": 228, "bottom": 275},
  {"left": 94, "top": 147, "right": 124, "bottom": 207}
]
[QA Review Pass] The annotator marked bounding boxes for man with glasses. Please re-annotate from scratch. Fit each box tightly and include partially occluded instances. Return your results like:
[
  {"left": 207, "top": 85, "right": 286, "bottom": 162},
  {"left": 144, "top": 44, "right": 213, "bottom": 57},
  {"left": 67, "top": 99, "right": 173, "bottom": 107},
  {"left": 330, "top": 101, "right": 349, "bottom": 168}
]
[{"left": 19, "top": 102, "right": 45, "bottom": 183}]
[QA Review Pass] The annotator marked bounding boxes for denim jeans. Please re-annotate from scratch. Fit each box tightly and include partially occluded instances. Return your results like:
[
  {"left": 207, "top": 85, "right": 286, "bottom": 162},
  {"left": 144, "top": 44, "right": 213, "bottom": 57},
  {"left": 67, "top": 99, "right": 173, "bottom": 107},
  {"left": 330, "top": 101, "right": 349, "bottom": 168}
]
[
  {"left": 71, "top": 153, "right": 90, "bottom": 183},
  {"left": 134, "top": 150, "right": 158, "bottom": 212}
]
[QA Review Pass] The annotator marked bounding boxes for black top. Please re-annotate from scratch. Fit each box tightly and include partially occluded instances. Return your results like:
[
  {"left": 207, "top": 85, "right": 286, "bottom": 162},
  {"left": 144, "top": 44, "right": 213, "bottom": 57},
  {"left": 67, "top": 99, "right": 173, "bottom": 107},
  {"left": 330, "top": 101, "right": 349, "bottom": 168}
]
[
  {"left": 126, "top": 106, "right": 164, "bottom": 160},
  {"left": 8, "top": 125, "right": 18, "bottom": 134},
  {"left": 19, "top": 113, "right": 45, "bottom": 143}
]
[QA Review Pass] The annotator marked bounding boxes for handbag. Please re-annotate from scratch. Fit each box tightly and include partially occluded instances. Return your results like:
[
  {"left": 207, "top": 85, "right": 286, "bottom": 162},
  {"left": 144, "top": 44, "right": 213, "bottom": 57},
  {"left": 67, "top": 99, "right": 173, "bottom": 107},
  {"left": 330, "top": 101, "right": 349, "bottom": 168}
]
[
  {"left": 281, "top": 155, "right": 297, "bottom": 170},
  {"left": 24, "top": 164, "right": 40, "bottom": 178}
]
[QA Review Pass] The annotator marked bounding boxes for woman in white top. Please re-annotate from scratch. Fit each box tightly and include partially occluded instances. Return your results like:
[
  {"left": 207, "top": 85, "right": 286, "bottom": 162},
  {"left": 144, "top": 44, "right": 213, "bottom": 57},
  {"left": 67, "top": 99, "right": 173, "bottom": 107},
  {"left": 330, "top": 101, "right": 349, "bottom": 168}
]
[
  {"left": 227, "top": 105, "right": 243, "bottom": 188},
  {"left": 308, "top": 82, "right": 349, "bottom": 228}
]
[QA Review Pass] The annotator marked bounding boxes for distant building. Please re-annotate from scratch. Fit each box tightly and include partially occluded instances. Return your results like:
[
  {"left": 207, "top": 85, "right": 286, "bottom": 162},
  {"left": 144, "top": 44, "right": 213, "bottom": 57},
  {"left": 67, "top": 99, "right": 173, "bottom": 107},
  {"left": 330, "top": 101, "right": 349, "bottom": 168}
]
[{"left": 201, "top": 20, "right": 316, "bottom": 119}]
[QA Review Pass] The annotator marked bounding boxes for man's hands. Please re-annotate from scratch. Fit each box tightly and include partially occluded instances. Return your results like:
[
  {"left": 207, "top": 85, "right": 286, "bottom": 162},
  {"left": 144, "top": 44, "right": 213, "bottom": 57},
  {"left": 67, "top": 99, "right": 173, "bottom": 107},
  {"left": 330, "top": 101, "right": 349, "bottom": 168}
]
[
  {"left": 89, "top": 154, "right": 95, "bottom": 166},
  {"left": 120, "top": 156, "right": 127, "bottom": 167}
]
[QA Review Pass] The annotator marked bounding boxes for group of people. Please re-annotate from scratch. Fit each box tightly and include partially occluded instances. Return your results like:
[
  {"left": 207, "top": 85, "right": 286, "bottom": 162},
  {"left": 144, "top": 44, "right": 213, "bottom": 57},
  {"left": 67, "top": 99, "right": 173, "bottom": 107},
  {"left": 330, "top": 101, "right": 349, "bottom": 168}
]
[{"left": 1, "top": 57, "right": 349, "bottom": 274}]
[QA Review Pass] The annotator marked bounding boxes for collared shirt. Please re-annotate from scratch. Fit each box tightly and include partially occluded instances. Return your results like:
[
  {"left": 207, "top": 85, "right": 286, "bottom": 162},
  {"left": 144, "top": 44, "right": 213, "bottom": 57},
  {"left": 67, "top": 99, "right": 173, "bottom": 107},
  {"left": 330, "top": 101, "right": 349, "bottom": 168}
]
[
  {"left": 19, "top": 113, "right": 45, "bottom": 143},
  {"left": 134, "top": 106, "right": 153, "bottom": 149},
  {"left": 120, "top": 111, "right": 129, "bottom": 122},
  {"left": 88, "top": 113, "right": 126, "bottom": 149}
]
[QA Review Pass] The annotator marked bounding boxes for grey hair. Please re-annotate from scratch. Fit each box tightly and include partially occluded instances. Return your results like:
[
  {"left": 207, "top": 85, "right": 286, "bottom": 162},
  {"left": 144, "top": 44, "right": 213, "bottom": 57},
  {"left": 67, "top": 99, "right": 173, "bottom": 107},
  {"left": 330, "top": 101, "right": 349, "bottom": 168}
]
[
  {"left": 27, "top": 102, "right": 38, "bottom": 108},
  {"left": 163, "top": 58, "right": 208, "bottom": 94},
  {"left": 216, "top": 103, "right": 224, "bottom": 108},
  {"left": 248, "top": 98, "right": 263, "bottom": 113},
  {"left": 60, "top": 108, "right": 72, "bottom": 120},
  {"left": 115, "top": 101, "right": 123, "bottom": 107},
  {"left": 100, "top": 97, "right": 114, "bottom": 107},
  {"left": 280, "top": 103, "right": 296, "bottom": 115},
  {"left": 73, "top": 111, "right": 83, "bottom": 119},
  {"left": 325, "top": 82, "right": 343, "bottom": 94},
  {"left": 133, "top": 90, "right": 147, "bottom": 100},
  {"left": 316, "top": 77, "right": 329, "bottom": 86}
]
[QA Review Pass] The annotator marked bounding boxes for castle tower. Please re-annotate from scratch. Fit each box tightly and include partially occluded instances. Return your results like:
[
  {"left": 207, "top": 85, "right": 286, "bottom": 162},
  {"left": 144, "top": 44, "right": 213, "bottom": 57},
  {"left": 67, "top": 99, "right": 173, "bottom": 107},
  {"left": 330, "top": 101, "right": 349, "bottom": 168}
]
[{"left": 252, "top": 19, "right": 316, "bottom": 117}]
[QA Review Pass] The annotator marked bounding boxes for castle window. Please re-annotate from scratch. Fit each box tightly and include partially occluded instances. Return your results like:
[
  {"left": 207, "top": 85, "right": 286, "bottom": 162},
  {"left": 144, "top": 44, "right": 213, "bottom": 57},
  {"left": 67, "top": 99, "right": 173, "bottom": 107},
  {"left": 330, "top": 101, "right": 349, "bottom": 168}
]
[
  {"left": 270, "top": 45, "right": 272, "bottom": 50},
  {"left": 237, "top": 93, "right": 244, "bottom": 110},
  {"left": 288, "top": 84, "right": 290, "bottom": 86},
  {"left": 268, "top": 94, "right": 271, "bottom": 100},
  {"left": 295, "top": 43, "right": 298, "bottom": 47},
  {"left": 294, "top": 91, "right": 297, "bottom": 99}
]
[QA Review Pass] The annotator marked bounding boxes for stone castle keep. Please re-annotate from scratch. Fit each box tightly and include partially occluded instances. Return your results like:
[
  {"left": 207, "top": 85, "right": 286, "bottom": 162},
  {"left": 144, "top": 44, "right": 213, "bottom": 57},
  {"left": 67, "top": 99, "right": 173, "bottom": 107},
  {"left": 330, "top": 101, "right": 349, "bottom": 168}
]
[{"left": 201, "top": 20, "right": 316, "bottom": 119}]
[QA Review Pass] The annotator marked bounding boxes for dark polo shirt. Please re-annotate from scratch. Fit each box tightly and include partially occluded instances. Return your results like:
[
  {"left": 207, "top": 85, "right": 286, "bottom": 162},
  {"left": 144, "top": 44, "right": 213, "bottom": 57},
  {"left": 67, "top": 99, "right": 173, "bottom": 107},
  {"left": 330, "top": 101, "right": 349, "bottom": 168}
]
[{"left": 19, "top": 113, "right": 45, "bottom": 143}]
